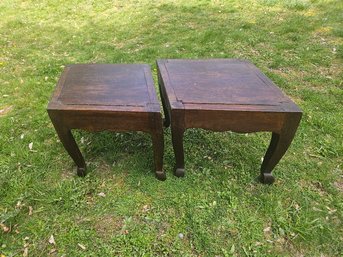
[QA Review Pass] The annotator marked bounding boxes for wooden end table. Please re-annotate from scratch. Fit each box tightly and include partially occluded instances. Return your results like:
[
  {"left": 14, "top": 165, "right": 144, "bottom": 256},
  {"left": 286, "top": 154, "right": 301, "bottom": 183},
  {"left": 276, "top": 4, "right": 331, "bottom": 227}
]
[
  {"left": 157, "top": 59, "right": 302, "bottom": 184},
  {"left": 47, "top": 64, "right": 165, "bottom": 180}
]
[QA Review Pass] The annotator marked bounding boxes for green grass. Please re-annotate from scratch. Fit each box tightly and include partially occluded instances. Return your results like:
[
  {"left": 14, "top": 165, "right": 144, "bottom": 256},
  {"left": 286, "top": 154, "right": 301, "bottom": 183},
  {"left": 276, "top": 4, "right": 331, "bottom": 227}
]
[{"left": 1, "top": 0, "right": 342, "bottom": 256}]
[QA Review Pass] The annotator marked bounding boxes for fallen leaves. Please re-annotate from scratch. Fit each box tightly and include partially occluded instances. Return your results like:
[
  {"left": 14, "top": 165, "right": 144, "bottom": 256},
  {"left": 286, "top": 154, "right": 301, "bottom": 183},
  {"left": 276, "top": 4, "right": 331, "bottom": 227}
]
[
  {"left": 23, "top": 237, "right": 30, "bottom": 257},
  {"left": 263, "top": 226, "right": 272, "bottom": 233},
  {"left": 47, "top": 235, "right": 58, "bottom": 255},
  {"left": 1, "top": 223, "right": 20, "bottom": 234},
  {"left": 97, "top": 192, "right": 106, "bottom": 197},
  {"left": 28, "top": 142, "right": 37, "bottom": 152},
  {"left": 0, "top": 105, "right": 13, "bottom": 116},
  {"left": 23, "top": 245, "right": 29, "bottom": 257},
  {"left": 142, "top": 204, "right": 150, "bottom": 213},
  {"left": 28, "top": 206, "right": 33, "bottom": 216},
  {"left": 263, "top": 224, "right": 273, "bottom": 242},
  {"left": 49, "top": 248, "right": 57, "bottom": 254},
  {"left": 48, "top": 235, "right": 56, "bottom": 245},
  {"left": 78, "top": 243, "right": 86, "bottom": 250},
  {"left": 0, "top": 223, "right": 10, "bottom": 233},
  {"left": 16, "top": 201, "right": 24, "bottom": 209}
]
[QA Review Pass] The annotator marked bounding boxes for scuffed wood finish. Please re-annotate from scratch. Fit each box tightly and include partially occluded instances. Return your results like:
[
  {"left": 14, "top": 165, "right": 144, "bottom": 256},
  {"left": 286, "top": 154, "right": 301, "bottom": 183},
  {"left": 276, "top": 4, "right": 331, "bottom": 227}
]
[
  {"left": 157, "top": 59, "right": 302, "bottom": 184},
  {"left": 47, "top": 64, "right": 165, "bottom": 180}
]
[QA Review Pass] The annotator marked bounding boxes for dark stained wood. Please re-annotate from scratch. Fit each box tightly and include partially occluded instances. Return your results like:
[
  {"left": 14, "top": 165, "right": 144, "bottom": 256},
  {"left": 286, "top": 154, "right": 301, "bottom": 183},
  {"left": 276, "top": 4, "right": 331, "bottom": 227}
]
[
  {"left": 157, "top": 58, "right": 302, "bottom": 183},
  {"left": 47, "top": 64, "right": 165, "bottom": 180}
]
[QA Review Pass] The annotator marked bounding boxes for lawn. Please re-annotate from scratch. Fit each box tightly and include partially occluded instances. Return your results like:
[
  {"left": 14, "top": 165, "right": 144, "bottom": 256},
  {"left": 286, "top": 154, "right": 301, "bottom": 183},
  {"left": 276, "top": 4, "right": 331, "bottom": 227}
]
[{"left": 0, "top": 0, "right": 342, "bottom": 256}]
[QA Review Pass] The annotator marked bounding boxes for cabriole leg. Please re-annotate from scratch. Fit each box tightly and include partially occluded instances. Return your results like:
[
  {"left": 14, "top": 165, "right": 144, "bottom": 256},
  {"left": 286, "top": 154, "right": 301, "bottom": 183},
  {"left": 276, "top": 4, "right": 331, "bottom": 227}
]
[{"left": 260, "top": 114, "right": 301, "bottom": 184}]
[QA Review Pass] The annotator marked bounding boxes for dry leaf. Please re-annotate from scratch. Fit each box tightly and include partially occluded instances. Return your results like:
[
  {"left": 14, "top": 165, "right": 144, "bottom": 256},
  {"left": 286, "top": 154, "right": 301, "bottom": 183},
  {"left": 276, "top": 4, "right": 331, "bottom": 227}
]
[
  {"left": 16, "top": 201, "right": 23, "bottom": 208},
  {"left": 263, "top": 227, "right": 271, "bottom": 232},
  {"left": 98, "top": 192, "right": 106, "bottom": 197},
  {"left": 0, "top": 105, "right": 13, "bottom": 116},
  {"left": 142, "top": 204, "right": 150, "bottom": 212},
  {"left": 23, "top": 247, "right": 29, "bottom": 257},
  {"left": 0, "top": 223, "right": 10, "bottom": 233},
  {"left": 28, "top": 206, "right": 33, "bottom": 216},
  {"left": 48, "top": 235, "right": 56, "bottom": 245},
  {"left": 49, "top": 248, "right": 57, "bottom": 254},
  {"left": 78, "top": 243, "right": 86, "bottom": 250}
]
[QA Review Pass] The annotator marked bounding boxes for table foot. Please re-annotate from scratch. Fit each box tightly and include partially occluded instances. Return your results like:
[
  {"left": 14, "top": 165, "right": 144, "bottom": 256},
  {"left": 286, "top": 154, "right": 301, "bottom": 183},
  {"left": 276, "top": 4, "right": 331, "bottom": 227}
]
[
  {"left": 77, "top": 167, "right": 86, "bottom": 177},
  {"left": 259, "top": 173, "right": 275, "bottom": 184},
  {"left": 260, "top": 114, "right": 301, "bottom": 183},
  {"left": 155, "top": 171, "right": 166, "bottom": 181},
  {"left": 174, "top": 168, "right": 185, "bottom": 177}
]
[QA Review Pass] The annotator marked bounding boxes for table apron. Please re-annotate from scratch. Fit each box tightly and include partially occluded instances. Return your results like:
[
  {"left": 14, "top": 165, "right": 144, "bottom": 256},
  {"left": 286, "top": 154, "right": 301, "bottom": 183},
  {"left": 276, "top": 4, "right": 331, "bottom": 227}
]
[
  {"left": 48, "top": 110, "right": 157, "bottom": 133},
  {"left": 184, "top": 110, "right": 288, "bottom": 133}
]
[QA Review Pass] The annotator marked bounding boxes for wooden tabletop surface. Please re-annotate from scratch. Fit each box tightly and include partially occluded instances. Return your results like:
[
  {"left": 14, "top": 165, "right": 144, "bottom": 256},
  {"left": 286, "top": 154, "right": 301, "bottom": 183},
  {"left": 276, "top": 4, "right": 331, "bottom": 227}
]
[
  {"left": 48, "top": 64, "right": 160, "bottom": 113},
  {"left": 157, "top": 59, "right": 301, "bottom": 113}
]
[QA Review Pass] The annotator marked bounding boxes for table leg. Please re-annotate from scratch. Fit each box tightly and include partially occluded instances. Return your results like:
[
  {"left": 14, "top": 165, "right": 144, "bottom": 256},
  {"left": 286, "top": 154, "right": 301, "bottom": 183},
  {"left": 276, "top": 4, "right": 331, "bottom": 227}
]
[
  {"left": 151, "top": 119, "right": 166, "bottom": 181},
  {"left": 260, "top": 114, "right": 301, "bottom": 184},
  {"left": 49, "top": 114, "right": 86, "bottom": 176},
  {"left": 171, "top": 124, "right": 185, "bottom": 177},
  {"left": 159, "top": 83, "right": 171, "bottom": 128}
]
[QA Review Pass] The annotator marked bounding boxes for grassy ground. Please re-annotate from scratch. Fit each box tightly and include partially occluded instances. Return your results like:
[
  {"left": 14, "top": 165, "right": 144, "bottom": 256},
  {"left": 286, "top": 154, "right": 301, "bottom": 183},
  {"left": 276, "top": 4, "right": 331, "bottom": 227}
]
[{"left": 0, "top": 0, "right": 342, "bottom": 256}]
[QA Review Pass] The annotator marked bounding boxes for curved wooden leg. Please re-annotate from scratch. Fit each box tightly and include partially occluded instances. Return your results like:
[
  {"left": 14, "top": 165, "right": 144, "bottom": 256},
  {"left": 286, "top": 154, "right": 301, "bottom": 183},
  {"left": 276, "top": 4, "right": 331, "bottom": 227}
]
[
  {"left": 260, "top": 113, "right": 301, "bottom": 184},
  {"left": 171, "top": 124, "right": 185, "bottom": 177},
  {"left": 151, "top": 117, "right": 166, "bottom": 181},
  {"left": 158, "top": 83, "right": 170, "bottom": 128},
  {"left": 49, "top": 113, "right": 86, "bottom": 176}
]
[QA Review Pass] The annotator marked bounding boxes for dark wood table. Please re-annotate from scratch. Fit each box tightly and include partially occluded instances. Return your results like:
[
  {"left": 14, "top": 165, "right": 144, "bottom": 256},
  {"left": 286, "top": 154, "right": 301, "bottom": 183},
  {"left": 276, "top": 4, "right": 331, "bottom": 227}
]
[
  {"left": 47, "top": 64, "right": 165, "bottom": 180},
  {"left": 157, "top": 59, "right": 302, "bottom": 184}
]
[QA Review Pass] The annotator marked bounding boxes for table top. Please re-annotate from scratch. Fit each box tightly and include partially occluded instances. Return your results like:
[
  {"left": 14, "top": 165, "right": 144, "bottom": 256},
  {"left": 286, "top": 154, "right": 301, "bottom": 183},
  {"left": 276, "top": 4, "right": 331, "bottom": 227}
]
[
  {"left": 157, "top": 59, "right": 301, "bottom": 113},
  {"left": 48, "top": 64, "right": 160, "bottom": 113}
]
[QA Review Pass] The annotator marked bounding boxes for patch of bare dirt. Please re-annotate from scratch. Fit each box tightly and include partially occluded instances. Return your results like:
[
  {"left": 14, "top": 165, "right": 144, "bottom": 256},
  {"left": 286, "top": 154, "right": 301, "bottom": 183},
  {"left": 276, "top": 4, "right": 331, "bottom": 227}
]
[{"left": 94, "top": 214, "right": 123, "bottom": 237}]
